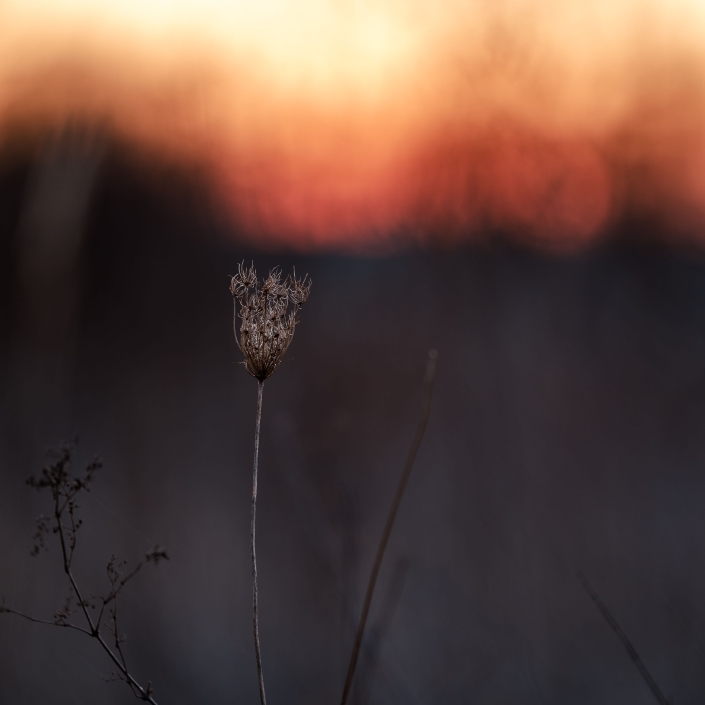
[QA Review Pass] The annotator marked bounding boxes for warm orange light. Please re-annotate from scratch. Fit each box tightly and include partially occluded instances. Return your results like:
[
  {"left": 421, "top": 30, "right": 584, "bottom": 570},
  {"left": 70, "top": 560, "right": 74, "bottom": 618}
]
[{"left": 1, "top": 0, "right": 704, "bottom": 249}]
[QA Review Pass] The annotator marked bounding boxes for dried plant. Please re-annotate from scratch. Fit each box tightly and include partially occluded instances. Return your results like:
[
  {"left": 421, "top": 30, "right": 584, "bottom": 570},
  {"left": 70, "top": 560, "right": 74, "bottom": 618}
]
[
  {"left": 230, "top": 263, "right": 311, "bottom": 705},
  {"left": 0, "top": 267, "right": 446, "bottom": 705},
  {"left": 230, "top": 262, "right": 311, "bottom": 382},
  {"left": 0, "top": 441, "right": 168, "bottom": 704}
]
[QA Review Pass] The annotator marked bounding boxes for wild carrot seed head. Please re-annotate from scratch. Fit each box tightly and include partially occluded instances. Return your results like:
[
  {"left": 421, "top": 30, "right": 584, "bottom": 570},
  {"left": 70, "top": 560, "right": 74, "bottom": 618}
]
[{"left": 230, "top": 263, "right": 311, "bottom": 381}]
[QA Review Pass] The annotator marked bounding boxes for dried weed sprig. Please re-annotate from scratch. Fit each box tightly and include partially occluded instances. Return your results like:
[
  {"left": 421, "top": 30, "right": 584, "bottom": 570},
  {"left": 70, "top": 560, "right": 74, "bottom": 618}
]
[
  {"left": 230, "top": 263, "right": 311, "bottom": 705},
  {"left": 0, "top": 441, "right": 168, "bottom": 704},
  {"left": 230, "top": 262, "right": 311, "bottom": 381}
]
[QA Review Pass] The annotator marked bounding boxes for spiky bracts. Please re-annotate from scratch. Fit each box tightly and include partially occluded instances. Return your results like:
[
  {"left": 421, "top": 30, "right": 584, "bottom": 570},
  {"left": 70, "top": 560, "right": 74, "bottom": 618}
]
[{"left": 230, "top": 263, "right": 311, "bottom": 381}]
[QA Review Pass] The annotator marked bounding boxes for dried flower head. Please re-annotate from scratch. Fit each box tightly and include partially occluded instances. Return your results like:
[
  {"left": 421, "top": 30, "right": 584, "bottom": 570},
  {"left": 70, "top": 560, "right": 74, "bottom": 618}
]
[{"left": 230, "top": 263, "right": 311, "bottom": 381}]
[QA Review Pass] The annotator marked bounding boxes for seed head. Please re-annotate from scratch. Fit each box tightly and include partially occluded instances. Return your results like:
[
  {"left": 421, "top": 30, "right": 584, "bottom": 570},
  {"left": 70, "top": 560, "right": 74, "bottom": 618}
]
[{"left": 230, "top": 263, "right": 311, "bottom": 381}]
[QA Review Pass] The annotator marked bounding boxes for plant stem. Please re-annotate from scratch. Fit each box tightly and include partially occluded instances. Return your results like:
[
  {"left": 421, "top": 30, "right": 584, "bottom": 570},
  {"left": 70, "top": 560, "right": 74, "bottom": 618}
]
[
  {"left": 577, "top": 571, "right": 670, "bottom": 705},
  {"left": 340, "top": 350, "right": 437, "bottom": 705},
  {"left": 252, "top": 379, "right": 267, "bottom": 705}
]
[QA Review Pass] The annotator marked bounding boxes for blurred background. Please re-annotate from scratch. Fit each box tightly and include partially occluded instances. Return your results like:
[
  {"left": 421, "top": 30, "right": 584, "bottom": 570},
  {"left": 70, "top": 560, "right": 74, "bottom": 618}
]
[{"left": 2, "top": 1, "right": 705, "bottom": 704}]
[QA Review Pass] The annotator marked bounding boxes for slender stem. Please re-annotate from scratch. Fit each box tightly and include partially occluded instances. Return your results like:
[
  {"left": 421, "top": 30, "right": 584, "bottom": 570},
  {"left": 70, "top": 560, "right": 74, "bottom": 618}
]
[
  {"left": 1, "top": 608, "right": 92, "bottom": 636},
  {"left": 96, "top": 631, "right": 158, "bottom": 704},
  {"left": 340, "top": 350, "right": 438, "bottom": 705},
  {"left": 54, "top": 474, "right": 157, "bottom": 703},
  {"left": 577, "top": 571, "right": 670, "bottom": 705},
  {"left": 2, "top": 607, "right": 157, "bottom": 704},
  {"left": 252, "top": 379, "right": 267, "bottom": 705},
  {"left": 54, "top": 485, "right": 96, "bottom": 635}
]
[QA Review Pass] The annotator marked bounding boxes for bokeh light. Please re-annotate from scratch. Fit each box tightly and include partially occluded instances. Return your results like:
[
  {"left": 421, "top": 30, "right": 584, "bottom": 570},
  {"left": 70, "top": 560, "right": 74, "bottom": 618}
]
[{"left": 1, "top": 0, "right": 704, "bottom": 249}]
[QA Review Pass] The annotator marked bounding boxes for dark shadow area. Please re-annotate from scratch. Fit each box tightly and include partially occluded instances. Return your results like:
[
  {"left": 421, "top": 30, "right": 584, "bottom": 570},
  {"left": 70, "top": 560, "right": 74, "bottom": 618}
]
[{"left": 2, "top": 136, "right": 705, "bottom": 705}]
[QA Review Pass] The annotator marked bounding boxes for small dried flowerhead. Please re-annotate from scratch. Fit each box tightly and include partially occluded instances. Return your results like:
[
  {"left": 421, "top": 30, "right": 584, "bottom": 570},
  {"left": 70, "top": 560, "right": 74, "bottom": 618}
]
[{"left": 230, "top": 263, "right": 311, "bottom": 381}]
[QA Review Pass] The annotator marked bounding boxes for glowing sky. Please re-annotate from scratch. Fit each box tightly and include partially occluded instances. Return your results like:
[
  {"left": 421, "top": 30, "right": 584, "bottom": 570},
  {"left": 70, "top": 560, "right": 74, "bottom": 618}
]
[{"left": 1, "top": 0, "right": 705, "bottom": 249}]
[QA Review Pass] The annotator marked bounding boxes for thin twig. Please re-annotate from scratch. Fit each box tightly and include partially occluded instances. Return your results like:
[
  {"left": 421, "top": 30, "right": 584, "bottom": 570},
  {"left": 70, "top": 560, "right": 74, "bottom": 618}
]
[
  {"left": 577, "top": 571, "right": 670, "bottom": 705},
  {"left": 252, "top": 379, "right": 267, "bottom": 705},
  {"left": 340, "top": 350, "right": 438, "bottom": 705},
  {"left": 54, "top": 494, "right": 160, "bottom": 703},
  {"left": 0, "top": 606, "right": 92, "bottom": 636},
  {"left": 2, "top": 445, "right": 163, "bottom": 704},
  {"left": 97, "top": 554, "right": 154, "bottom": 629},
  {"left": 2, "top": 600, "right": 157, "bottom": 703}
]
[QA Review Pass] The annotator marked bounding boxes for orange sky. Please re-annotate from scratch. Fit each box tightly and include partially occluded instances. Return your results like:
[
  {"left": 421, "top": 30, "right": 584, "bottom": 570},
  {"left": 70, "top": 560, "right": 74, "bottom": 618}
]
[{"left": 1, "top": 0, "right": 704, "bottom": 250}]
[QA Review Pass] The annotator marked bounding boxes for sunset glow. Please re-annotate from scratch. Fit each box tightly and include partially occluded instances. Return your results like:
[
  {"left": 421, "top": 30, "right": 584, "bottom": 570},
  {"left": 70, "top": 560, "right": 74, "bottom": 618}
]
[{"left": 1, "top": 0, "right": 705, "bottom": 249}]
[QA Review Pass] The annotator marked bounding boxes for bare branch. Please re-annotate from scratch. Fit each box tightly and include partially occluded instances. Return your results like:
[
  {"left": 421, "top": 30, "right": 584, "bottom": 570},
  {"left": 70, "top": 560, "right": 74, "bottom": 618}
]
[
  {"left": 0, "top": 599, "right": 92, "bottom": 636},
  {"left": 2, "top": 443, "right": 165, "bottom": 705}
]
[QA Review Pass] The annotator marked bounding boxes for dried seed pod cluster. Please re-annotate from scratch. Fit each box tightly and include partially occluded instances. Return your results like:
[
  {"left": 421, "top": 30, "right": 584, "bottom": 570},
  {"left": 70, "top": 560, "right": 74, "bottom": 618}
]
[{"left": 230, "top": 263, "right": 311, "bottom": 381}]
